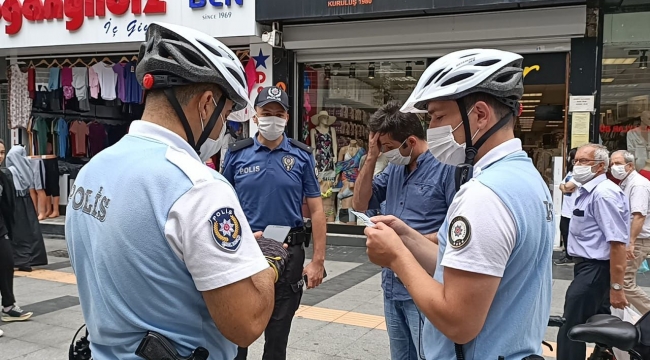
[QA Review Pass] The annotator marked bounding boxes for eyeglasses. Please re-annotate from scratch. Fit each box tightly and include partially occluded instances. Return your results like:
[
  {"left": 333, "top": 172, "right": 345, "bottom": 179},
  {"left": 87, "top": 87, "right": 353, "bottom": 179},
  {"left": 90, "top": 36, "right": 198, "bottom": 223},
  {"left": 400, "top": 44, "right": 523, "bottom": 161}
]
[{"left": 572, "top": 159, "right": 603, "bottom": 165}]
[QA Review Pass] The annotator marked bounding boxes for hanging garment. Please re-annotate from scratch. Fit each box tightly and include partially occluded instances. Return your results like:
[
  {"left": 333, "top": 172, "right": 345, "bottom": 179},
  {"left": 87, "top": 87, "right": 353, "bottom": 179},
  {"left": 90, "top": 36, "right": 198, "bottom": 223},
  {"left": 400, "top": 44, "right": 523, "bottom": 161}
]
[{"left": 8, "top": 64, "right": 32, "bottom": 129}]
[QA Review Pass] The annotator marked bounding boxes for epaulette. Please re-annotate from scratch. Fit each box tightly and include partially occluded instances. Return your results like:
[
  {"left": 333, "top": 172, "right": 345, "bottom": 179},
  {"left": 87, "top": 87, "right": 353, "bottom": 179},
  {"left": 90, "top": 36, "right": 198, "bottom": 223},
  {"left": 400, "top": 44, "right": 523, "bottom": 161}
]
[
  {"left": 228, "top": 138, "right": 254, "bottom": 152},
  {"left": 289, "top": 138, "right": 313, "bottom": 153}
]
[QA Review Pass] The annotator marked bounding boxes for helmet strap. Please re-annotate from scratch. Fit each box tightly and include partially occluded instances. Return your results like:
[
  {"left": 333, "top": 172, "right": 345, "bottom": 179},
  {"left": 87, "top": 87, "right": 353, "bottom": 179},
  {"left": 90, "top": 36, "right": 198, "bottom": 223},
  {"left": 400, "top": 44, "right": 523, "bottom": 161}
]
[
  {"left": 196, "top": 95, "right": 227, "bottom": 153},
  {"left": 453, "top": 98, "right": 514, "bottom": 191},
  {"left": 163, "top": 88, "right": 227, "bottom": 153}
]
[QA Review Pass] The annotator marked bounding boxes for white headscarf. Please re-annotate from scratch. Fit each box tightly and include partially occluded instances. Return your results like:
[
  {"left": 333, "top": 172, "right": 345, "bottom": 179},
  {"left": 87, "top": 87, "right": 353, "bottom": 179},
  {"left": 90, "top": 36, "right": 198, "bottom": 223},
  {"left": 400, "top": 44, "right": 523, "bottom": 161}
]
[{"left": 6, "top": 146, "right": 33, "bottom": 192}]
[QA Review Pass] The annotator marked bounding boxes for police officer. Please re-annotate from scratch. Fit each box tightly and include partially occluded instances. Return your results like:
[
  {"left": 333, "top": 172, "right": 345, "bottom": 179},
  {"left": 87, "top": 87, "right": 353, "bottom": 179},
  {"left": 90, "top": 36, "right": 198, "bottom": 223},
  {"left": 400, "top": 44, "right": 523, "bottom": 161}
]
[
  {"left": 65, "top": 23, "right": 286, "bottom": 360},
  {"left": 365, "top": 49, "right": 555, "bottom": 360},
  {"left": 223, "top": 86, "right": 327, "bottom": 360}
]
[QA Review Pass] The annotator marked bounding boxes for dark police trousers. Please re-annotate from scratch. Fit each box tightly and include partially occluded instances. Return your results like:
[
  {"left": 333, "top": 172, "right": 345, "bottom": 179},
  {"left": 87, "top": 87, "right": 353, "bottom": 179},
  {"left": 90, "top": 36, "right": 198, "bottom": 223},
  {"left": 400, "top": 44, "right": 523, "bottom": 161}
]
[
  {"left": 235, "top": 244, "right": 305, "bottom": 360},
  {"left": 557, "top": 258, "right": 611, "bottom": 360}
]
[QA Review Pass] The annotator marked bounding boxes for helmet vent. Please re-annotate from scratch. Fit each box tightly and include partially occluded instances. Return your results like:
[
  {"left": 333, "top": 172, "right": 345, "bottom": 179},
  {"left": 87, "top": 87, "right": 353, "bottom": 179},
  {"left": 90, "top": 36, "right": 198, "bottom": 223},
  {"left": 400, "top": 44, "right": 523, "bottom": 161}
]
[
  {"left": 495, "top": 73, "right": 515, "bottom": 83},
  {"left": 475, "top": 59, "right": 500, "bottom": 67},
  {"left": 441, "top": 73, "right": 473, "bottom": 87},
  {"left": 197, "top": 40, "right": 224, "bottom": 58},
  {"left": 228, "top": 68, "right": 246, "bottom": 89},
  {"left": 423, "top": 69, "right": 443, "bottom": 88}
]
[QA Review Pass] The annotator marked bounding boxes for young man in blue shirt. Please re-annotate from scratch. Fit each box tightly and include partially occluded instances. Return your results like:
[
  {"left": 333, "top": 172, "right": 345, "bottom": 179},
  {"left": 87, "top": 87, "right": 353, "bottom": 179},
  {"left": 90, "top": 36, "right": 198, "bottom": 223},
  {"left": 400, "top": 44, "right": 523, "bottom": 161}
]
[{"left": 353, "top": 101, "right": 455, "bottom": 360}]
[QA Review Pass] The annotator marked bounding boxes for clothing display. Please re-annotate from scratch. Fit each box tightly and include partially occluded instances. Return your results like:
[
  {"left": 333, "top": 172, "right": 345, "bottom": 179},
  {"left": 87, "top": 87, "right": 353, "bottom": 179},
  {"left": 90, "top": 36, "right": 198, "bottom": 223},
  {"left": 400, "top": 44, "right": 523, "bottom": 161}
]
[
  {"left": 91, "top": 62, "right": 118, "bottom": 101},
  {"left": 88, "top": 122, "right": 107, "bottom": 157},
  {"left": 43, "top": 158, "right": 60, "bottom": 198},
  {"left": 311, "top": 111, "right": 338, "bottom": 173},
  {"left": 29, "top": 158, "right": 46, "bottom": 191}
]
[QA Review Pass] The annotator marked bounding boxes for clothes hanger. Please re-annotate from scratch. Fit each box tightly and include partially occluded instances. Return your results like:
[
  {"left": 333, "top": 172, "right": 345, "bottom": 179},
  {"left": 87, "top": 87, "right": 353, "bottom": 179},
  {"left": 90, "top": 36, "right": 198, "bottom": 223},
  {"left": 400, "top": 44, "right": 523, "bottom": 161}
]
[
  {"left": 101, "top": 57, "right": 114, "bottom": 65},
  {"left": 119, "top": 56, "right": 129, "bottom": 63},
  {"left": 48, "top": 59, "right": 60, "bottom": 68},
  {"left": 27, "top": 60, "right": 35, "bottom": 68},
  {"left": 61, "top": 58, "right": 72, "bottom": 67},
  {"left": 71, "top": 58, "right": 87, "bottom": 67},
  {"left": 88, "top": 57, "right": 98, "bottom": 66},
  {"left": 35, "top": 59, "right": 50, "bottom": 67}
]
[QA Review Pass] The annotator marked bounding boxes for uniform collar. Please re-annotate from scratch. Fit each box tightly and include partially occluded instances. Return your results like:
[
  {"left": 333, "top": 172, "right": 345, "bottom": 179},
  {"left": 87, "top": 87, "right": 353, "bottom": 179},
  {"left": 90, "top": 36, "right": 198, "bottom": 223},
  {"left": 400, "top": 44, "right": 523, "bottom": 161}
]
[
  {"left": 253, "top": 132, "right": 290, "bottom": 152},
  {"left": 474, "top": 138, "right": 522, "bottom": 176},
  {"left": 621, "top": 170, "right": 638, "bottom": 189},
  {"left": 582, "top": 174, "right": 607, "bottom": 193},
  {"left": 128, "top": 120, "right": 200, "bottom": 162}
]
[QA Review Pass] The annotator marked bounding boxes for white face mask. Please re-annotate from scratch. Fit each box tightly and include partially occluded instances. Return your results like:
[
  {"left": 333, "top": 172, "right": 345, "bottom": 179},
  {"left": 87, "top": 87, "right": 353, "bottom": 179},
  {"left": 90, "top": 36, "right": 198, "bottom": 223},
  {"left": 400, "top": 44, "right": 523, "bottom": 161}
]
[
  {"left": 572, "top": 165, "right": 597, "bottom": 184},
  {"left": 426, "top": 107, "right": 479, "bottom": 166},
  {"left": 384, "top": 139, "right": 413, "bottom": 166},
  {"left": 611, "top": 164, "right": 630, "bottom": 181},
  {"left": 198, "top": 99, "right": 227, "bottom": 163},
  {"left": 258, "top": 116, "right": 286, "bottom": 141}
]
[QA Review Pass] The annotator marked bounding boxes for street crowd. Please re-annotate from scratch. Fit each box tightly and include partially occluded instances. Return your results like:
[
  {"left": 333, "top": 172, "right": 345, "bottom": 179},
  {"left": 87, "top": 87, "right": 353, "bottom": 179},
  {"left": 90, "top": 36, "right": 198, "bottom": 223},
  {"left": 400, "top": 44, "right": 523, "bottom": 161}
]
[{"left": 0, "top": 21, "right": 649, "bottom": 360}]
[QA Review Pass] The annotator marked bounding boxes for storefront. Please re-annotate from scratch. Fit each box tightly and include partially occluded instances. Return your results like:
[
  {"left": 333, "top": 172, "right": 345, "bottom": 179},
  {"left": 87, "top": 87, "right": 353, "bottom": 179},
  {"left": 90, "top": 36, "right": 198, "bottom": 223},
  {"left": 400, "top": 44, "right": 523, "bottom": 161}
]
[
  {"left": 257, "top": 0, "right": 587, "bottom": 238},
  {"left": 0, "top": 0, "right": 259, "bottom": 220},
  {"left": 597, "top": 2, "right": 650, "bottom": 177}
]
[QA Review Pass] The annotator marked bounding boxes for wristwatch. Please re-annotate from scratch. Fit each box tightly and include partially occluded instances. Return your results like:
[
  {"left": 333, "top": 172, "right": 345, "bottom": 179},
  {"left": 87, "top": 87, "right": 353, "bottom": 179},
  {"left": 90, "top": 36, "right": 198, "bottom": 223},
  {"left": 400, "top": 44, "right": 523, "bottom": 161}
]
[{"left": 611, "top": 283, "right": 623, "bottom": 291}]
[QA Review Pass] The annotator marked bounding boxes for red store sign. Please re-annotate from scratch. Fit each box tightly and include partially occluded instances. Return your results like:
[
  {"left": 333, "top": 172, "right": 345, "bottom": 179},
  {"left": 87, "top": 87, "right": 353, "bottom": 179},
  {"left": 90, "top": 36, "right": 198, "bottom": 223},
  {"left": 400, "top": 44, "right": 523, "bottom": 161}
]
[{"left": 0, "top": 0, "right": 166, "bottom": 35}]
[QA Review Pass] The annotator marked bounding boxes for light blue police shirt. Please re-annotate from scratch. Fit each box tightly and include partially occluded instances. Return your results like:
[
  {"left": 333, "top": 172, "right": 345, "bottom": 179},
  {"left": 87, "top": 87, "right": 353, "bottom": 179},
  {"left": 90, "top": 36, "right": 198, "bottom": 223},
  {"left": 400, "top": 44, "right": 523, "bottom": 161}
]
[
  {"left": 369, "top": 150, "right": 456, "bottom": 301},
  {"left": 425, "top": 139, "right": 554, "bottom": 360},
  {"left": 222, "top": 133, "right": 321, "bottom": 231},
  {"left": 567, "top": 174, "right": 630, "bottom": 260},
  {"left": 65, "top": 121, "right": 269, "bottom": 360}
]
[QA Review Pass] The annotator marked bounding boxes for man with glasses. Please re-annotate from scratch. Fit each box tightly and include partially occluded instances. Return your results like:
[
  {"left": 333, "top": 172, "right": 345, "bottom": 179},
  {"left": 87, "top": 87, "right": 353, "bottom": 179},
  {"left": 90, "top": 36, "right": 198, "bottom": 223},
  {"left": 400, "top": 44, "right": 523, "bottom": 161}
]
[
  {"left": 611, "top": 150, "right": 650, "bottom": 315},
  {"left": 557, "top": 143, "right": 630, "bottom": 360}
]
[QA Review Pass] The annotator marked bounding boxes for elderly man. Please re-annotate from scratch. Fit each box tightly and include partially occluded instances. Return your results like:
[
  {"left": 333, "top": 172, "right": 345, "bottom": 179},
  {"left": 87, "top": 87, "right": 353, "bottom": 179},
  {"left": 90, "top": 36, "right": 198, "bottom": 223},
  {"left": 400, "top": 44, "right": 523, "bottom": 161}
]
[
  {"left": 611, "top": 150, "right": 650, "bottom": 315},
  {"left": 557, "top": 144, "right": 630, "bottom": 360}
]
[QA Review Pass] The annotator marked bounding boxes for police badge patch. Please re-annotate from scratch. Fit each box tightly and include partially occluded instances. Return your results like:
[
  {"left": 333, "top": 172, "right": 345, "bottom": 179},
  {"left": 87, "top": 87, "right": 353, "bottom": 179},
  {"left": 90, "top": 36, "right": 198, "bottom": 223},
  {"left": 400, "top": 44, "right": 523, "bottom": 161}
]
[
  {"left": 282, "top": 155, "right": 295, "bottom": 171},
  {"left": 448, "top": 216, "right": 471, "bottom": 250},
  {"left": 268, "top": 87, "right": 282, "bottom": 101},
  {"left": 209, "top": 207, "right": 242, "bottom": 252}
]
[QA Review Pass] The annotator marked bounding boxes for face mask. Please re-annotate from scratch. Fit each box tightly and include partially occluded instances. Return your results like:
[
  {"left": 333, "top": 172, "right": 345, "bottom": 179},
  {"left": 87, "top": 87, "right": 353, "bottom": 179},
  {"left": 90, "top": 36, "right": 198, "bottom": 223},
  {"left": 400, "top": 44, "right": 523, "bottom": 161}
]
[
  {"left": 426, "top": 107, "right": 480, "bottom": 166},
  {"left": 611, "top": 165, "right": 630, "bottom": 181},
  {"left": 384, "top": 139, "right": 413, "bottom": 166},
  {"left": 572, "top": 165, "right": 597, "bottom": 184},
  {"left": 258, "top": 116, "right": 286, "bottom": 141},
  {"left": 198, "top": 99, "right": 227, "bottom": 162}
]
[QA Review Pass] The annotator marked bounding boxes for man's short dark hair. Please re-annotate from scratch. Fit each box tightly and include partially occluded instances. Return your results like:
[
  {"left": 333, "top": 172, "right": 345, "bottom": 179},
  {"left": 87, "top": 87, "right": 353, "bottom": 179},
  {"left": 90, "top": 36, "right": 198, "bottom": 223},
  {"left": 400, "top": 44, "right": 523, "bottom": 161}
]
[
  {"left": 145, "top": 83, "right": 223, "bottom": 106},
  {"left": 368, "top": 101, "right": 425, "bottom": 142},
  {"left": 461, "top": 92, "right": 513, "bottom": 126}
]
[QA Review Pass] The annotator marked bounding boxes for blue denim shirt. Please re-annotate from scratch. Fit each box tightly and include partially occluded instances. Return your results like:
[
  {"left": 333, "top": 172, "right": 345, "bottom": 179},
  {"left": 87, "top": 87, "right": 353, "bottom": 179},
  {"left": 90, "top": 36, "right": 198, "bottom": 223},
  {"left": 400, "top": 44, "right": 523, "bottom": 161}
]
[{"left": 369, "top": 150, "right": 456, "bottom": 301}]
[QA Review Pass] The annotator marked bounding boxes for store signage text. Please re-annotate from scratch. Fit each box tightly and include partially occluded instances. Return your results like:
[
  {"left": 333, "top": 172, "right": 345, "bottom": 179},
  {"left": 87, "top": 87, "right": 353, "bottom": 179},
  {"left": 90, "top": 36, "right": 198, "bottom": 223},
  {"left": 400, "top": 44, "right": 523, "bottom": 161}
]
[
  {"left": 103, "top": 17, "right": 148, "bottom": 37},
  {"left": 327, "top": 0, "right": 372, "bottom": 7},
  {"left": 189, "top": 0, "right": 243, "bottom": 8},
  {"left": 600, "top": 125, "right": 647, "bottom": 133},
  {"left": 1, "top": 0, "right": 167, "bottom": 35}
]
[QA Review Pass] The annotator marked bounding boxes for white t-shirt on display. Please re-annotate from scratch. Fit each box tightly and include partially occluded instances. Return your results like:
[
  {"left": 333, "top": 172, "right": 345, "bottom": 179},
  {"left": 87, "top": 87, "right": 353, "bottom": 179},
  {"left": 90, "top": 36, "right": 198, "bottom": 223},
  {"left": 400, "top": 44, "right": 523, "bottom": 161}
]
[{"left": 91, "top": 62, "right": 118, "bottom": 101}]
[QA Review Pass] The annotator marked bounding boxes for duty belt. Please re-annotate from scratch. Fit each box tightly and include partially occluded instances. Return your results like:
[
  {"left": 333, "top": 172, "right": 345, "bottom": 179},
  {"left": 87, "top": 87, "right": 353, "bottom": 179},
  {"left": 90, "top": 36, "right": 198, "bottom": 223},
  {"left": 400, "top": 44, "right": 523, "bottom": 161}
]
[{"left": 286, "top": 227, "right": 308, "bottom": 247}]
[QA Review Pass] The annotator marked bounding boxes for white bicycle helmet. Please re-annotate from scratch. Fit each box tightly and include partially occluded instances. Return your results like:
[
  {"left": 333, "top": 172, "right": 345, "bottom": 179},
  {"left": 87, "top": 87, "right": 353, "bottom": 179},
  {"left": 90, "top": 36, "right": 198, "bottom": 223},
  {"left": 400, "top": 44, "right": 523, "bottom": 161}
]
[
  {"left": 401, "top": 49, "right": 524, "bottom": 114},
  {"left": 137, "top": 22, "right": 251, "bottom": 112},
  {"left": 136, "top": 22, "right": 253, "bottom": 153}
]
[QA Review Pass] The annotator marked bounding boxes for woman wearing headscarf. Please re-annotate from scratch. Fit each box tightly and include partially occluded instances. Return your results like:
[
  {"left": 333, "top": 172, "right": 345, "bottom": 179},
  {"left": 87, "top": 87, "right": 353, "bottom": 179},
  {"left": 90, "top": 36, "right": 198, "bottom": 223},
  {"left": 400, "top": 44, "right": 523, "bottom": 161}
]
[
  {"left": 4, "top": 145, "right": 47, "bottom": 273},
  {"left": 0, "top": 141, "right": 34, "bottom": 325}
]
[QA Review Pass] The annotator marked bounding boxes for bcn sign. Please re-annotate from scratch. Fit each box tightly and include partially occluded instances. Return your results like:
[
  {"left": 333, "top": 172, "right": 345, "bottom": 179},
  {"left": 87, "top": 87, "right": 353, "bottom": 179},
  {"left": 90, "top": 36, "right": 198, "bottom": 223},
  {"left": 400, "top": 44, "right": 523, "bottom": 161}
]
[{"left": 189, "top": 0, "right": 243, "bottom": 8}]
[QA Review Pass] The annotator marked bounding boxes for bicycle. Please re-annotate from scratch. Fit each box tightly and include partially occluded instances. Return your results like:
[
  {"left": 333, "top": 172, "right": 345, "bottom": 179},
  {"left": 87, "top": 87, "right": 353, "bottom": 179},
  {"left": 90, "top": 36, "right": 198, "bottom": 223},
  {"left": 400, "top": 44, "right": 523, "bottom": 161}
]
[{"left": 565, "top": 311, "right": 650, "bottom": 360}]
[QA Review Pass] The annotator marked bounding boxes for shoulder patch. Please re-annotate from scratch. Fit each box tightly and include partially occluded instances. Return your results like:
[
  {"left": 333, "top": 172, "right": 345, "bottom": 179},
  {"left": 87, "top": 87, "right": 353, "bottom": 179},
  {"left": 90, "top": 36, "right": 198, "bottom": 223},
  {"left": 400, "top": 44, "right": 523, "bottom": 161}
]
[
  {"left": 209, "top": 207, "right": 243, "bottom": 252},
  {"left": 448, "top": 216, "right": 471, "bottom": 250},
  {"left": 228, "top": 138, "right": 254, "bottom": 152},
  {"left": 288, "top": 138, "right": 313, "bottom": 153}
]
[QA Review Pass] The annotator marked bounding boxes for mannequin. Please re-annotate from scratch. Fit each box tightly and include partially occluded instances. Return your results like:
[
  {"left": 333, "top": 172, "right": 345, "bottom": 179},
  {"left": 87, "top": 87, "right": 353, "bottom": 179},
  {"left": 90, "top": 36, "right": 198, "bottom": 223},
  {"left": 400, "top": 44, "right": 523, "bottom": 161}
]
[
  {"left": 310, "top": 111, "right": 338, "bottom": 173},
  {"left": 627, "top": 110, "right": 650, "bottom": 170},
  {"left": 335, "top": 140, "right": 366, "bottom": 225}
]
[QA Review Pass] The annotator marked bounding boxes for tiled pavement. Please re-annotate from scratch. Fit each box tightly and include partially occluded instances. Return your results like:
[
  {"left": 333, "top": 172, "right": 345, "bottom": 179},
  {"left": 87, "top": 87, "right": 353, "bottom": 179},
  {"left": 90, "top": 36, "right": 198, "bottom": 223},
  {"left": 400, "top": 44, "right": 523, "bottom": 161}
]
[{"left": 2, "top": 238, "right": 650, "bottom": 360}]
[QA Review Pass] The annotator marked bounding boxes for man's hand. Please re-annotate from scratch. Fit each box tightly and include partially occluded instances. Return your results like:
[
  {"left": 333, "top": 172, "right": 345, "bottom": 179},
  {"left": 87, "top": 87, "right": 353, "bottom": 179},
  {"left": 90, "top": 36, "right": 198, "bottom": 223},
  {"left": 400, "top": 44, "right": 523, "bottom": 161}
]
[
  {"left": 627, "top": 243, "right": 636, "bottom": 261},
  {"left": 303, "top": 260, "right": 325, "bottom": 289},
  {"left": 257, "top": 237, "right": 289, "bottom": 283},
  {"left": 611, "top": 289, "right": 628, "bottom": 310},
  {"left": 365, "top": 222, "right": 410, "bottom": 268},
  {"left": 253, "top": 231, "right": 263, "bottom": 240},
  {"left": 367, "top": 132, "right": 381, "bottom": 160},
  {"left": 370, "top": 215, "right": 414, "bottom": 239}
]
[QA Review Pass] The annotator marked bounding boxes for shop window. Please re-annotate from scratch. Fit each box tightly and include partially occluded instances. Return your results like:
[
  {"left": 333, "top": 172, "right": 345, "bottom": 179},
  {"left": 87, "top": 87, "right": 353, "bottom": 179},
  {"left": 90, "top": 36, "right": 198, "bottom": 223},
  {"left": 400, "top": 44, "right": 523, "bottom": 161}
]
[
  {"left": 299, "top": 60, "right": 428, "bottom": 225},
  {"left": 600, "top": 11, "right": 650, "bottom": 174}
]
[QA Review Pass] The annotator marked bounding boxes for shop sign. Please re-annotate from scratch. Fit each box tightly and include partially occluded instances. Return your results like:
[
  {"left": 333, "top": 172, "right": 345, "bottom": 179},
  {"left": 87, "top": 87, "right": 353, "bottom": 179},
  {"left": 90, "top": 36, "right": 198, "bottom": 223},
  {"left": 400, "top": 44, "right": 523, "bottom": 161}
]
[
  {"left": 521, "top": 53, "right": 566, "bottom": 86},
  {"left": 0, "top": 0, "right": 166, "bottom": 34},
  {"left": 256, "top": 0, "right": 584, "bottom": 22},
  {"left": 0, "top": 0, "right": 256, "bottom": 49},
  {"left": 568, "top": 95, "right": 595, "bottom": 113}
]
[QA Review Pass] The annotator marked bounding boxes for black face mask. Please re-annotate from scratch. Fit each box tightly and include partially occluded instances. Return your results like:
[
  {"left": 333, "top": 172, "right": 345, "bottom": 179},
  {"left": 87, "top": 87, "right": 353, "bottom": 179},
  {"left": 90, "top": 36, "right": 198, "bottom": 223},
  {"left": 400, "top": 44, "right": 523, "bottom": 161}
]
[
  {"left": 163, "top": 88, "right": 227, "bottom": 155},
  {"left": 453, "top": 99, "right": 517, "bottom": 191}
]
